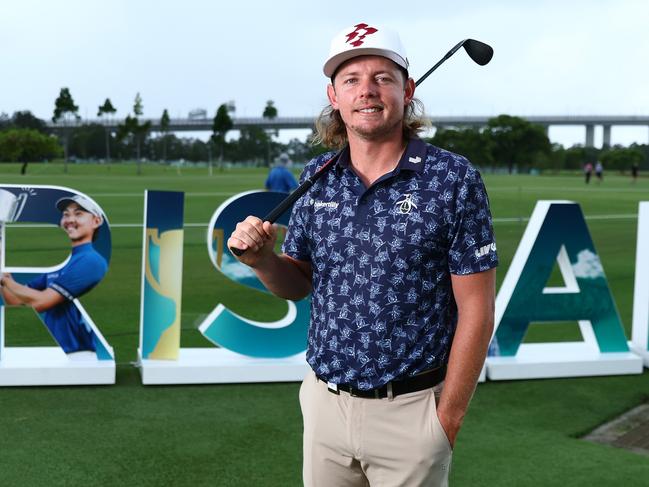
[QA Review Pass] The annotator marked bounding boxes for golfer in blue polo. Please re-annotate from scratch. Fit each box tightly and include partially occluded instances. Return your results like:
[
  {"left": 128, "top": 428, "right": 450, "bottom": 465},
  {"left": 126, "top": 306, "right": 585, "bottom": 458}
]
[{"left": 0, "top": 195, "right": 107, "bottom": 354}]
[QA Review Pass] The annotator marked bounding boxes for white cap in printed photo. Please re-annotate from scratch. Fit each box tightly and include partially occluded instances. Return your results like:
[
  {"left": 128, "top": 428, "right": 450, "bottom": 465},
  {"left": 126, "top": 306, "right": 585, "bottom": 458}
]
[
  {"left": 323, "top": 22, "right": 409, "bottom": 78},
  {"left": 56, "top": 194, "right": 103, "bottom": 218}
]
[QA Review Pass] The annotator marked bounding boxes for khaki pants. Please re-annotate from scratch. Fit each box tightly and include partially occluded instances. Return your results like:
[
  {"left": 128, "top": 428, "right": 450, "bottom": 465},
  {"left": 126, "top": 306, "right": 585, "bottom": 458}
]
[{"left": 300, "top": 371, "right": 452, "bottom": 487}]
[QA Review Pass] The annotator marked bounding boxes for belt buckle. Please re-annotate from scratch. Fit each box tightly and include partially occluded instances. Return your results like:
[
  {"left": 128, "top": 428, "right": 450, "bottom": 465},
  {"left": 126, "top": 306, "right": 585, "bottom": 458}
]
[
  {"left": 327, "top": 381, "right": 340, "bottom": 395},
  {"left": 350, "top": 388, "right": 380, "bottom": 398}
]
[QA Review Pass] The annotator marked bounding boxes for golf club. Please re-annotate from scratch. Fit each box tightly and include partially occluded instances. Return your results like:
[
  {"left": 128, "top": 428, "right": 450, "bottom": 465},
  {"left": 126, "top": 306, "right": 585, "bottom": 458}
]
[
  {"left": 415, "top": 38, "right": 493, "bottom": 88},
  {"left": 230, "top": 38, "right": 493, "bottom": 256}
]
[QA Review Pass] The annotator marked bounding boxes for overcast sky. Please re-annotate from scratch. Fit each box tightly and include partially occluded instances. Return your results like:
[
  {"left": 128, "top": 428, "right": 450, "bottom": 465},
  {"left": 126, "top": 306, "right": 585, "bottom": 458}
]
[{"left": 2, "top": 0, "right": 648, "bottom": 147}]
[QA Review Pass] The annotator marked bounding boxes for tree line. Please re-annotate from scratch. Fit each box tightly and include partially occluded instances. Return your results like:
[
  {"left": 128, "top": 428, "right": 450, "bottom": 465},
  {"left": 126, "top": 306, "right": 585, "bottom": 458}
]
[
  {"left": 428, "top": 115, "right": 648, "bottom": 175},
  {"left": 0, "top": 89, "right": 322, "bottom": 174},
  {"left": 1, "top": 88, "right": 647, "bottom": 175}
]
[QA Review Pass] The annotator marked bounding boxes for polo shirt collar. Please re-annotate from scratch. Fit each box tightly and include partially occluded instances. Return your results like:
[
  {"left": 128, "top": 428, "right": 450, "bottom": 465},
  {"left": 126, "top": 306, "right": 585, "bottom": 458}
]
[
  {"left": 333, "top": 137, "right": 427, "bottom": 176},
  {"left": 333, "top": 146, "right": 351, "bottom": 174},
  {"left": 72, "top": 242, "right": 93, "bottom": 255},
  {"left": 398, "top": 137, "right": 427, "bottom": 173}
]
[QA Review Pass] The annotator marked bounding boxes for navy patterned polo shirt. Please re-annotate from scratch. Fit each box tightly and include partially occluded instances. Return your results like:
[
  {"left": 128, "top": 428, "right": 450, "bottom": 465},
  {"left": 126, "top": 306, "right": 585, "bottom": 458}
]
[{"left": 283, "top": 138, "right": 498, "bottom": 390}]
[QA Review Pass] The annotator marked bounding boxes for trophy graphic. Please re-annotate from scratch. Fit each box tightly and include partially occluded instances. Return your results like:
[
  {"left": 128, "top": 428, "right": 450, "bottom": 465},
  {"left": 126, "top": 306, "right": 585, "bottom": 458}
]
[
  {"left": 0, "top": 189, "right": 27, "bottom": 223},
  {"left": 0, "top": 189, "right": 28, "bottom": 274}
]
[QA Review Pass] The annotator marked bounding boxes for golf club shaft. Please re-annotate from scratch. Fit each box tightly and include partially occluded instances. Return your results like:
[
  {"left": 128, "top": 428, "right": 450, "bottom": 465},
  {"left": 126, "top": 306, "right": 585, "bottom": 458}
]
[
  {"left": 263, "top": 152, "right": 340, "bottom": 223},
  {"left": 415, "top": 39, "right": 466, "bottom": 87},
  {"left": 229, "top": 152, "right": 341, "bottom": 256}
]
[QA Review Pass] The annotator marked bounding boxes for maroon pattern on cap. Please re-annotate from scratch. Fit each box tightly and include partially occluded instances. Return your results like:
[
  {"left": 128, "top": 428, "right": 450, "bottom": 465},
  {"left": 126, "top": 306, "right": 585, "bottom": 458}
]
[{"left": 345, "top": 23, "right": 378, "bottom": 47}]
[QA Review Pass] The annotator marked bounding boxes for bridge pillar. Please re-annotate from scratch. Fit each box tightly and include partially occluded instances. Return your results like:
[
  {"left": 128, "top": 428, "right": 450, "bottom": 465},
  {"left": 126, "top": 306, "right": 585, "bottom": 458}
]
[
  {"left": 585, "top": 124, "right": 595, "bottom": 147},
  {"left": 602, "top": 125, "right": 611, "bottom": 148}
]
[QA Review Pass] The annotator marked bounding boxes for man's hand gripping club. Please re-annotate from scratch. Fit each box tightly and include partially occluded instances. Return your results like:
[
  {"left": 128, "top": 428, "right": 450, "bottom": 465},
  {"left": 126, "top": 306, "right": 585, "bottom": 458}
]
[
  {"left": 227, "top": 216, "right": 312, "bottom": 301},
  {"left": 227, "top": 216, "right": 278, "bottom": 268}
]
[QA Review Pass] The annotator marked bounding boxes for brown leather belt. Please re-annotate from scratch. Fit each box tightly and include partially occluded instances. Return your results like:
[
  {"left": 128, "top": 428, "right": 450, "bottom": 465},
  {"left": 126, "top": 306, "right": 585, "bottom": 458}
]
[{"left": 318, "top": 365, "right": 447, "bottom": 399}]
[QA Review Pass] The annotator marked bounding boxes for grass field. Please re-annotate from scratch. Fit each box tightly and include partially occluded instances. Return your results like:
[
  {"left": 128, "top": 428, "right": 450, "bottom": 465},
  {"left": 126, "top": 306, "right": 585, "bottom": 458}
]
[{"left": 0, "top": 162, "right": 648, "bottom": 486}]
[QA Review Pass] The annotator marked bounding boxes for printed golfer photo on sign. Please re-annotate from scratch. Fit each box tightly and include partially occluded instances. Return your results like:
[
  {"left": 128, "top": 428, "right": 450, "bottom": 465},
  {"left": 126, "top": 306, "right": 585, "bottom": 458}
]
[{"left": 1, "top": 193, "right": 108, "bottom": 357}]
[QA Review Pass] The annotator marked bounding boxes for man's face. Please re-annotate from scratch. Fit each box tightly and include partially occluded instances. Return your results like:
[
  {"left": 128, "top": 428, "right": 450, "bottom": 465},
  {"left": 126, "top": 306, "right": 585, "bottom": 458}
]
[
  {"left": 60, "top": 202, "right": 101, "bottom": 244},
  {"left": 327, "top": 55, "right": 414, "bottom": 143}
]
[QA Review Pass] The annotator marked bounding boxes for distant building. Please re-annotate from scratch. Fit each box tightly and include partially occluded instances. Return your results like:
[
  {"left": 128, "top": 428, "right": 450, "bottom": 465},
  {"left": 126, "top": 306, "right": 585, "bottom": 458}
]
[{"left": 188, "top": 108, "right": 207, "bottom": 120}]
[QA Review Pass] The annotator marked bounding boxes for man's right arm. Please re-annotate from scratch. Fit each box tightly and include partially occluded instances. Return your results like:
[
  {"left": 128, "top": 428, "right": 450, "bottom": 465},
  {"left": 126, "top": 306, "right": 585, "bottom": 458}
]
[
  {"left": 0, "top": 279, "right": 22, "bottom": 305},
  {"left": 227, "top": 216, "right": 312, "bottom": 301},
  {"left": 0, "top": 273, "right": 65, "bottom": 311}
]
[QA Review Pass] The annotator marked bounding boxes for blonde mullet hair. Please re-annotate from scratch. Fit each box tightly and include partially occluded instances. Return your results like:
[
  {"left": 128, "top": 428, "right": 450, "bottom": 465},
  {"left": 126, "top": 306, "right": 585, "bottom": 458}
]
[{"left": 312, "top": 98, "right": 430, "bottom": 150}]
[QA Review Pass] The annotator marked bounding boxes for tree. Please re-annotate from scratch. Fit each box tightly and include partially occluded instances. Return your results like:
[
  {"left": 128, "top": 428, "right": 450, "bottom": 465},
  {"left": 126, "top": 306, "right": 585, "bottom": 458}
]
[
  {"left": 543, "top": 143, "right": 567, "bottom": 173},
  {"left": 600, "top": 145, "right": 645, "bottom": 173},
  {"left": 116, "top": 115, "right": 136, "bottom": 159},
  {"left": 160, "top": 109, "right": 170, "bottom": 162},
  {"left": 187, "top": 139, "right": 209, "bottom": 162},
  {"left": 0, "top": 129, "right": 62, "bottom": 174},
  {"left": 429, "top": 127, "right": 494, "bottom": 168},
  {"left": 483, "top": 115, "right": 552, "bottom": 173},
  {"left": 262, "top": 100, "right": 278, "bottom": 166},
  {"left": 97, "top": 98, "right": 117, "bottom": 162},
  {"left": 117, "top": 92, "right": 151, "bottom": 174},
  {"left": 263, "top": 99, "right": 278, "bottom": 120},
  {"left": 0, "top": 112, "right": 9, "bottom": 130},
  {"left": 52, "top": 87, "right": 80, "bottom": 172},
  {"left": 11, "top": 111, "right": 48, "bottom": 134},
  {"left": 563, "top": 145, "right": 600, "bottom": 171},
  {"left": 212, "top": 102, "right": 234, "bottom": 165},
  {"left": 231, "top": 126, "right": 270, "bottom": 163},
  {"left": 132, "top": 93, "right": 151, "bottom": 171},
  {"left": 68, "top": 124, "right": 106, "bottom": 160},
  {"left": 631, "top": 143, "right": 649, "bottom": 170},
  {"left": 284, "top": 137, "right": 316, "bottom": 163}
]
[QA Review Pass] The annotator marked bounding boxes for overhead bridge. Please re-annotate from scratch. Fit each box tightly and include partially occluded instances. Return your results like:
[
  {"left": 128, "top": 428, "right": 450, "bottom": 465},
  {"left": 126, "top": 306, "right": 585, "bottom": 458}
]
[{"left": 47, "top": 115, "right": 649, "bottom": 147}]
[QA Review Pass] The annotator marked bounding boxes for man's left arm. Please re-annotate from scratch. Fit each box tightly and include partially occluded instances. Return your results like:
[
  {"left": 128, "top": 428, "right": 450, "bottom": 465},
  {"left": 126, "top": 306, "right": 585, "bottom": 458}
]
[{"left": 436, "top": 268, "right": 496, "bottom": 447}]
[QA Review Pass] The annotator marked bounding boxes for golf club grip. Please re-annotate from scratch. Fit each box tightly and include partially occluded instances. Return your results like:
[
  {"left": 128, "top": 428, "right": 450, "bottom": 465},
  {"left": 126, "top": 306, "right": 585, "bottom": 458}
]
[
  {"left": 229, "top": 152, "right": 341, "bottom": 257},
  {"left": 228, "top": 181, "right": 313, "bottom": 257}
]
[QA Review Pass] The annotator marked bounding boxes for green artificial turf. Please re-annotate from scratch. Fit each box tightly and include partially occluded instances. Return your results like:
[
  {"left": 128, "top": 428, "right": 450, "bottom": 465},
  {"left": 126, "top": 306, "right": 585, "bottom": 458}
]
[{"left": 0, "top": 162, "right": 648, "bottom": 486}]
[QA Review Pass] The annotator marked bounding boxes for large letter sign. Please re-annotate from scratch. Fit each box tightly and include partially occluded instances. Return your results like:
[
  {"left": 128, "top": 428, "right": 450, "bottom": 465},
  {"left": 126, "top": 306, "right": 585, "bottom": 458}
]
[
  {"left": 138, "top": 190, "right": 184, "bottom": 360},
  {"left": 487, "top": 201, "right": 642, "bottom": 380},
  {"left": 199, "top": 191, "right": 310, "bottom": 357},
  {"left": 631, "top": 202, "right": 649, "bottom": 366},
  {"left": 0, "top": 185, "right": 114, "bottom": 385},
  {"left": 137, "top": 190, "right": 310, "bottom": 384}
]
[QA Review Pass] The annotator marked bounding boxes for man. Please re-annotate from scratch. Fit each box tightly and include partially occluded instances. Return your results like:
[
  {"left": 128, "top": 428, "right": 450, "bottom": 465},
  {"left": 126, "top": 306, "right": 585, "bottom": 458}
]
[
  {"left": 265, "top": 153, "right": 299, "bottom": 193},
  {"left": 0, "top": 195, "right": 108, "bottom": 355},
  {"left": 595, "top": 160, "right": 603, "bottom": 183},
  {"left": 228, "top": 23, "right": 497, "bottom": 486},
  {"left": 584, "top": 162, "right": 593, "bottom": 184}
]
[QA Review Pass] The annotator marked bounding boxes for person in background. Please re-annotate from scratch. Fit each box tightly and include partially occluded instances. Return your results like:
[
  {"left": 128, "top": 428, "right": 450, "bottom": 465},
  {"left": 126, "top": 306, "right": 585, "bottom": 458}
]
[
  {"left": 631, "top": 161, "right": 639, "bottom": 183},
  {"left": 265, "top": 153, "right": 298, "bottom": 193},
  {"left": 595, "top": 160, "right": 603, "bottom": 182},
  {"left": 584, "top": 162, "right": 593, "bottom": 184}
]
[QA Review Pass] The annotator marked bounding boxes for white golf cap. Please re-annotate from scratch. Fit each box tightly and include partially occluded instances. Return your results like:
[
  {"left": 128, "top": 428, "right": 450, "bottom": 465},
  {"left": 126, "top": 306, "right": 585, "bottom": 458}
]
[
  {"left": 323, "top": 22, "right": 409, "bottom": 78},
  {"left": 56, "top": 194, "right": 103, "bottom": 218}
]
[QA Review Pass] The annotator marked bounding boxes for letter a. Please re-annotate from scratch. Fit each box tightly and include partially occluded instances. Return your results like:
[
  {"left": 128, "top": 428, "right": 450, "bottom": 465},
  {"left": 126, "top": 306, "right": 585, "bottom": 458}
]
[{"left": 493, "top": 201, "right": 629, "bottom": 356}]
